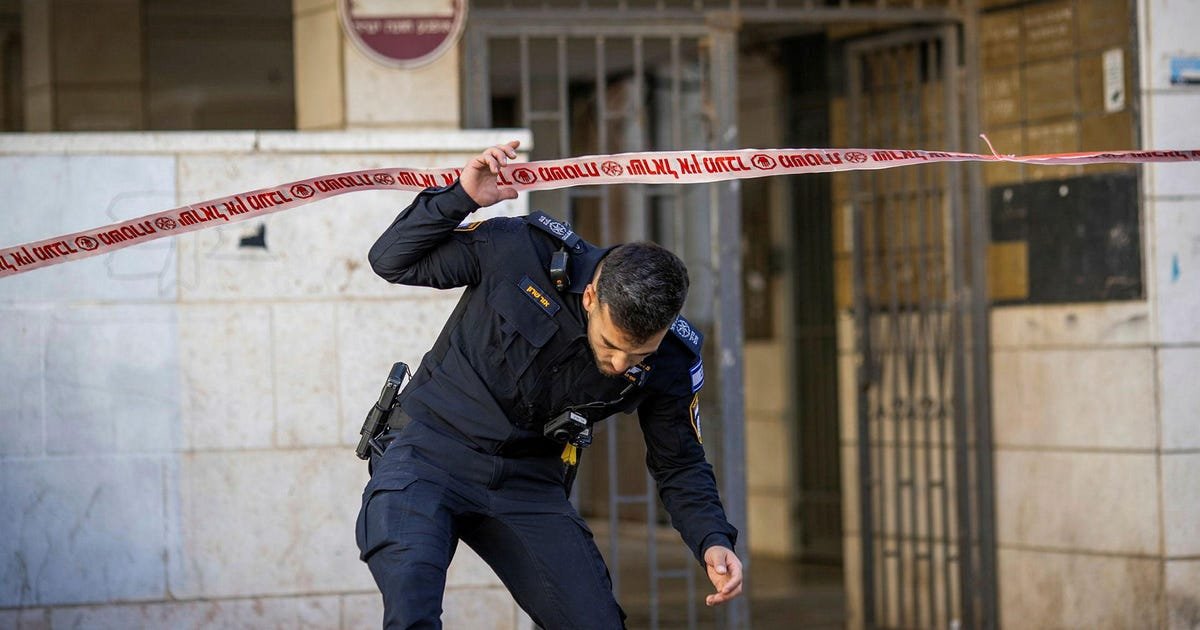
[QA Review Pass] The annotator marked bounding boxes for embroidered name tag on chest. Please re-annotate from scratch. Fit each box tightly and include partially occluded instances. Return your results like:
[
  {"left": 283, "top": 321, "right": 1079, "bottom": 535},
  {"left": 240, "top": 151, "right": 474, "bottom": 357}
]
[{"left": 519, "top": 276, "right": 560, "bottom": 316}]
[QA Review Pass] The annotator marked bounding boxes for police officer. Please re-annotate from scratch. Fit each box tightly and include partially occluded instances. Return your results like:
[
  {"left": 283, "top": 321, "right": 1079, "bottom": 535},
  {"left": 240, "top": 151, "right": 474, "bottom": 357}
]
[{"left": 357, "top": 141, "right": 743, "bottom": 629}]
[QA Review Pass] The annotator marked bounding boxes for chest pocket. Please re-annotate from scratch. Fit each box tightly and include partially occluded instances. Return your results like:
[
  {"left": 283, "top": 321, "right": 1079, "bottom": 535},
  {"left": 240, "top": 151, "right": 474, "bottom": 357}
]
[{"left": 488, "top": 282, "right": 560, "bottom": 389}]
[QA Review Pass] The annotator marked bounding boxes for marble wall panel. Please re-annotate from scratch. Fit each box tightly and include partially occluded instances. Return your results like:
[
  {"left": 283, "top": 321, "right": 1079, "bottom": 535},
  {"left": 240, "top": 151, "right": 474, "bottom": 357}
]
[
  {"left": 0, "top": 307, "right": 47, "bottom": 457},
  {"left": 339, "top": 593, "right": 385, "bottom": 629},
  {"left": 0, "top": 132, "right": 257, "bottom": 154},
  {"left": 179, "top": 304, "right": 274, "bottom": 451},
  {"left": 342, "top": 589, "right": 528, "bottom": 630},
  {"left": 43, "top": 304, "right": 179, "bottom": 455},
  {"left": 443, "top": 587, "right": 521, "bottom": 630},
  {"left": 1151, "top": 199, "right": 1200, "bottom": 344},
  {"left": 49, "top": 595, "right": 340, "bottom": 629},
  {"left": 1163, "top": 453, "right": 1200, "bottom": 558},
  {"left": 991, "top": 348, "right": 1157, "bottom": 450},
  {"left": 1160, "top": 346, "right": 1200, "bottom": 450},
  {"left": 1166, "top": 559, "right": 1200, "bottom": 630},
  {"left": 0, "top": 457, "right": 166, "bottom": 606},
  {"left": 0, "top": 155, "right": 177, "bottom": 303},
  {"left": 998, "top": 548, "right": 1160, "bottom": 628},
  {"left": 170, "top": 449, "right": 371, "bottom": 599},
  {"left": 334, "top": 296, "right": 460, "bottom": 445},
  {"left": 989, "top": 303, "right": 1150, "bottom": 350},
  {"left": 272, "top": 302, "right": 340, "bottom": 448},
  {"left": 996, "top": 450, "right": 1159, "bottom": 554}
]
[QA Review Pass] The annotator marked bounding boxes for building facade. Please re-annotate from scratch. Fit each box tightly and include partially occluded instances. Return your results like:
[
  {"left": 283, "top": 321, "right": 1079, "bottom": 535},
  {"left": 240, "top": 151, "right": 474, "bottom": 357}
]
[{"left": 0, "top": 0, "right": 1197, "bottom": 628}]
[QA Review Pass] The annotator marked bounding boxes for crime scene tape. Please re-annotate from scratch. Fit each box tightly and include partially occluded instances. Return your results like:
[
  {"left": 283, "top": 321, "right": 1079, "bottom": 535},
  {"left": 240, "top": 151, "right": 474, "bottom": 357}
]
[{"left": 1, "top": 145, "right": 1198, "bottom": 278}]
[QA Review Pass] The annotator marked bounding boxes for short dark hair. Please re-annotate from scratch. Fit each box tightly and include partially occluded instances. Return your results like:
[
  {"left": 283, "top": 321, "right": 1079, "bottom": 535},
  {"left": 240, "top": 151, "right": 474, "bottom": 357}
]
[{"left": 595, "top": 242, "right": 689, "bottom": 343}]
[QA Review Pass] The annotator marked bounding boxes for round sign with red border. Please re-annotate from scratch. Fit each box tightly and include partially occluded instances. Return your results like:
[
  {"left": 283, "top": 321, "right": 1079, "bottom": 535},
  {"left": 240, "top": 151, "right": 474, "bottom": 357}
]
[{"left": 340, "top": 0, "right": 467, "bottom": 69}]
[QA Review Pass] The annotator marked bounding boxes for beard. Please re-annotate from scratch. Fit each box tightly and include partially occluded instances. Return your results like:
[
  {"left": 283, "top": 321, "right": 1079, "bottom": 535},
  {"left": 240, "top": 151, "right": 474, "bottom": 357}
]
[{"left": 588, "top": 348, "right": 624, "bottom": 378}]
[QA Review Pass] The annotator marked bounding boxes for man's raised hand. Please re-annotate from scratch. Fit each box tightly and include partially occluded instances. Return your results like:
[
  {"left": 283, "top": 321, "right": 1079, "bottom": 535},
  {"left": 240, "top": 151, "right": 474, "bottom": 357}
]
[{"left": 461, "top": 140, "right": 521, "bottom": 208}]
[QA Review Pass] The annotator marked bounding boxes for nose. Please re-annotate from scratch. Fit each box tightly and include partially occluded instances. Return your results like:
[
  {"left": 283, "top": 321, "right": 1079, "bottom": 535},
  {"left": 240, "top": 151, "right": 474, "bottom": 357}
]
[{"left": 610, "top": 353, "right": 634, "bottom": 374}]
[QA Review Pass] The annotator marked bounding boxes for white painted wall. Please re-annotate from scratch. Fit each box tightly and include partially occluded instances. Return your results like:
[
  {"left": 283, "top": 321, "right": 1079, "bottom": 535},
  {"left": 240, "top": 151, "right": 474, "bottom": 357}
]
[{"left": 0, "top": 129, "right": 533, "bottom": 628}]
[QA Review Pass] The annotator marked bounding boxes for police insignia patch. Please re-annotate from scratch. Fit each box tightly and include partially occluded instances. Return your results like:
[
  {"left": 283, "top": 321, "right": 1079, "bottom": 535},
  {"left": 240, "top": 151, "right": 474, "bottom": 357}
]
[
  {"left": 670, "top": 315, "right": 702, "bottom": 355},
  {"left": 689, "top": 394, "right": 702, "bottom": 443},
  {"left": 454, "top": 221, "right": 482, "bottom": 232}
]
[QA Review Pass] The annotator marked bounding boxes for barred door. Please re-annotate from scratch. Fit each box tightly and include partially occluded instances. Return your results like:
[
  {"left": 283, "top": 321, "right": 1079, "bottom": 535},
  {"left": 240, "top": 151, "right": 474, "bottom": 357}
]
[
  {"left": 846, "top": 26, "right": 998, "bottom": 629},
  {"left": 463, "top": 6, "right": 748, "bottom": 629}
]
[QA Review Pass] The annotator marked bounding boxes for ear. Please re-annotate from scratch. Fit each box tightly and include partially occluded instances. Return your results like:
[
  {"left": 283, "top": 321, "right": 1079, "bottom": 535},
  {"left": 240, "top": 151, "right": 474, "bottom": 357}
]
[{"left": 582, "top": 283, "right": 596, "bottom": 311}]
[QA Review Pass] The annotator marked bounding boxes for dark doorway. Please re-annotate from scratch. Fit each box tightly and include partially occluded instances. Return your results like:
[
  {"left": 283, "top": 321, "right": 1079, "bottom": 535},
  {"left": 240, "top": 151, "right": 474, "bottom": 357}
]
[{"left": 782, "top": 34, "right": 844, "bottom": 565}]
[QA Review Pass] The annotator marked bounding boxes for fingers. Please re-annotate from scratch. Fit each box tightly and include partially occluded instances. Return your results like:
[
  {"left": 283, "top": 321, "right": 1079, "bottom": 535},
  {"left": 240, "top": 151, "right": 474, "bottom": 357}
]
[
  {"left": 705, "top": 582, "right": 743, "bottom": 606},
  {"left": 703, "top": 547, "right": 744, "bottom": 607},
  {"left": 479, "top": 142, "right": 520, "bottom": 174}
]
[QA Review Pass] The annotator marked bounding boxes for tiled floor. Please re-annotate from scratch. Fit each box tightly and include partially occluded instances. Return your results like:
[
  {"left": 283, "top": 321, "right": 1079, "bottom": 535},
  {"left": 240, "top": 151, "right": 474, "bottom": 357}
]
[{"left": 592, "top": 521, "right": 847, "bottom": 629}]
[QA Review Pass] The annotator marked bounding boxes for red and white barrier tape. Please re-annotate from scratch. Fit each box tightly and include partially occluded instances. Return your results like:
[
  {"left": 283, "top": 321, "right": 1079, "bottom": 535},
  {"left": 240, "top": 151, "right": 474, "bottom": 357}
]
[{"left": 2, "top": 146, "right": 1197, "bottom": 278}]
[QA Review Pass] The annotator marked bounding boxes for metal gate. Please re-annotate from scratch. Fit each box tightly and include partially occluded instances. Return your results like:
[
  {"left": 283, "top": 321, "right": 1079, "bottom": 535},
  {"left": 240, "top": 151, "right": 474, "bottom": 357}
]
[
  {"left": 846, "top": 26, "right": 998, "bottom": 630},
  {"left": 464, "top": 5, "right": 748, "bottom": 629}
]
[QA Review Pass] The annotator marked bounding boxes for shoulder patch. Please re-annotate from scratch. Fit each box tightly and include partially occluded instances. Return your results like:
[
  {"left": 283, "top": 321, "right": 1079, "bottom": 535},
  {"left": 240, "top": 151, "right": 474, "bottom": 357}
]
[
  {"left": 669, "top": 315, "right": 703, "bottom": 355},
  {"left": 454, "top": 220, "right": 482, "bottom": 232},
  {"left": 525, "top": 211, "right": 582, "bottom": 251},
  {"left": 518, "top": 276, "right": 560, "bottom": 316}
]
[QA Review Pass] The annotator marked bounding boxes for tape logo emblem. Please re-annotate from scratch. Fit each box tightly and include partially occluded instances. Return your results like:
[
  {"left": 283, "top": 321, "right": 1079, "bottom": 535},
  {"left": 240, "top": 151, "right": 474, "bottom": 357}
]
[
  {"left": 513, "top": 168, "right": 537, "bottom": 185},
  {"left": 752, "top": 154, "right": 776, "bottom": 170},
  {"left": 291, "top": 183, "right": 315, "bottom": 198}
]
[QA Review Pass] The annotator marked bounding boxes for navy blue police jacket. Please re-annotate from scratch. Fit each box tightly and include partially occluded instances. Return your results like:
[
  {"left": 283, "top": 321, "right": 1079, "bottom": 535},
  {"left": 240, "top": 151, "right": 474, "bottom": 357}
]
[{"left": 367, "top": 182, "right": 738, "bottom": 561}]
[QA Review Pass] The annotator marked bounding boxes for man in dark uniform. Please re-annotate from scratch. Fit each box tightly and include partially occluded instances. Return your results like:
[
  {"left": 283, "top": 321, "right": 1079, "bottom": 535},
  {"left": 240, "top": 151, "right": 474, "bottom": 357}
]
[{"left": 356, "top": 141, "right": 743, "bottom": 629}]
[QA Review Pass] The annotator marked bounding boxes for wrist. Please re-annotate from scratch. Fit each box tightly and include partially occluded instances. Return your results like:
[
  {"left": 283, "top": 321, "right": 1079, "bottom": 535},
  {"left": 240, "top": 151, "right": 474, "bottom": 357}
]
[
  {"left": 427, "top": 180, "right": 480, "bottom": 219},
  {"left": 700, "top": 533, "right": 734, "bottom": 557}
]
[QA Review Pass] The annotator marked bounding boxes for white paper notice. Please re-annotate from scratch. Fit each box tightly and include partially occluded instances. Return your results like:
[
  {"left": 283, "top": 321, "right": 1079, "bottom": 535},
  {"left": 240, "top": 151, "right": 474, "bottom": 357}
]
[{"left": 1104, "top": 48, "right": 1125, "bottom": 113}]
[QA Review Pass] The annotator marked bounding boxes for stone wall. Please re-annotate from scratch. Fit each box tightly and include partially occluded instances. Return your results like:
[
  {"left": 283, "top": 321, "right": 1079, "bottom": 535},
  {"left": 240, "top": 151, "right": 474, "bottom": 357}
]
[{"left": 0, "top": 129, "right": 534, "bottom": 629}]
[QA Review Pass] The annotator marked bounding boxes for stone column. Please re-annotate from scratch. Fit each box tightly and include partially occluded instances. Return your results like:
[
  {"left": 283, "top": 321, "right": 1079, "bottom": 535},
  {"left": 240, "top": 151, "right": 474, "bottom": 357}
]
[
  {"left": 292, "top": 0, "right": 460, "bottom": 131},
  {"left": 21, "top": 0, "right": 144, "bottom": 131}
]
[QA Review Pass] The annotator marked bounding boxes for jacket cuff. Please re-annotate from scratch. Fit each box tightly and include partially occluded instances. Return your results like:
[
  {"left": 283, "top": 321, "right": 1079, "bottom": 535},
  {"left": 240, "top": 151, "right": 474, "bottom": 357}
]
[
  {"left": 424, "top": 180, "right": 480, "bottom": 220},
  {"left": 698, "top": 532, "right": 735, "bottom": 562}
]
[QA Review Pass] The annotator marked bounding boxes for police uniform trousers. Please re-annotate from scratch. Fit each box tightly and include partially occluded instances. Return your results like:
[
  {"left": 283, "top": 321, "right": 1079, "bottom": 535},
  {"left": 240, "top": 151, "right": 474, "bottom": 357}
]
[{"left": 357, "top": 419, "right": 627, "bottom": 630}]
